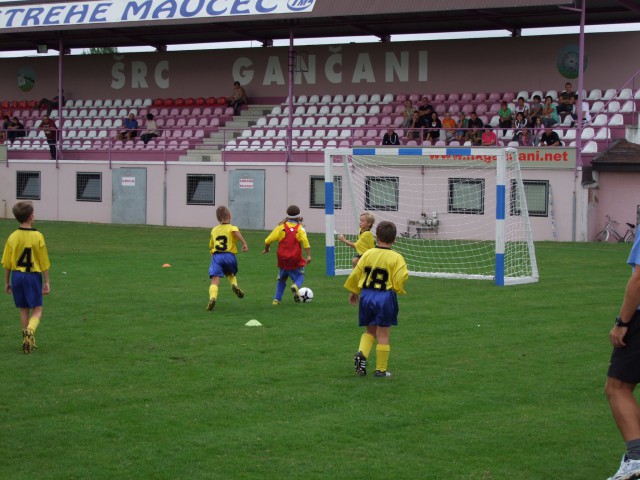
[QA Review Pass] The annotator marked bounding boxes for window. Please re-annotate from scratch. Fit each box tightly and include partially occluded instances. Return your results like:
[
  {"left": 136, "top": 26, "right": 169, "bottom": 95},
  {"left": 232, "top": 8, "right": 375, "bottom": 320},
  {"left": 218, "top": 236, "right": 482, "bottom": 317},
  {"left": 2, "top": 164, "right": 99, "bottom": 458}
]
[
  {"left": 365, "top": 176, "right": 399, "bottom": 211},
  {"left": 76, "top": 172, "right": 102, "bottom": 202},
  {"left": 16, "top": 171, "right": 41, "bottom": 200},
  {"left": 511, "top": 179, "right": 549, "bottom": 217},
  {"left": 448, "top": 178, "right": 485, "bottom": 214},
  {"left": 187, "top": 174, "right": 215, "bottom": 205},
  {"left": 310, "top": 175, "right": 342, "bottom": 209}
]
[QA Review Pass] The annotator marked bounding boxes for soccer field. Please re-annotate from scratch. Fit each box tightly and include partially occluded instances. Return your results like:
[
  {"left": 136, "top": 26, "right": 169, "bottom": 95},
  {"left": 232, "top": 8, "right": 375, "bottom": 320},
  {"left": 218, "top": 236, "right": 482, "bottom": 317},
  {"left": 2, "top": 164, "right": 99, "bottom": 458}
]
[{"left": 0, "top": 219, "right": 632, "bottom": 479}]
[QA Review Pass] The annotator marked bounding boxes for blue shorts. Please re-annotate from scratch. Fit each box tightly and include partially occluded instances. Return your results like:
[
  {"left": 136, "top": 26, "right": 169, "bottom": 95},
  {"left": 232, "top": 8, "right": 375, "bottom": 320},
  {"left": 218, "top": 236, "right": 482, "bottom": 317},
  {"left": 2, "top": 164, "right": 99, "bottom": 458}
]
[
  {"left": 208, "top": 252, "right": 238, "bottom": 278},
  {"left": 358, "top": 289, "right": 398, "bottom": 327},
  {"left": 11, "top": 271, "right": 43, "bottom": 309},
  {"left": 277, "top": 267, "right": 304, "bottom": 284}
]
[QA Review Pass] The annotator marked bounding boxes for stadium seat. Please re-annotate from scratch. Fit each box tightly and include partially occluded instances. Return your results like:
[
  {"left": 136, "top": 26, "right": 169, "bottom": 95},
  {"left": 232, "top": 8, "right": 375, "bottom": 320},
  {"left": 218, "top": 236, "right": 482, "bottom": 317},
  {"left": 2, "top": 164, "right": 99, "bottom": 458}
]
[
  {"left": 594, "top": 127, "right": 610, "bottom": 140},
  {"left": 217, "top": 97, "right": 227, "bottom": 105},
  {"left": 206, "top": 97, "right": 216, "bottom": 106},
  {"left": 331, "top": 94, "right": 345, "bottom": 105},
  {"left": 619, "top": 100, "right": 636, "bottom": 113},
  {"left": 308, "top": 95, "right": 320, "bottom": 104},
  {"left": 606, "top": 101, "right": 621, "bottom": 113},
  {"left": 345, "top": 94, "right": 357, "bottom": 104}
]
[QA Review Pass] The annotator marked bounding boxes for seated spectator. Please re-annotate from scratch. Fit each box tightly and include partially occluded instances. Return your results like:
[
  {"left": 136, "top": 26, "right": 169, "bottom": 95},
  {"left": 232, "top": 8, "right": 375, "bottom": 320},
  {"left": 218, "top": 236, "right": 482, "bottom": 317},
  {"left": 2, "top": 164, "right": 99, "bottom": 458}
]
[
  {"left": 532, "top": 116, "right": 544, "bottom": 146},
  {"left": 401, "top": 100, "right": 417, "bottom": 128},
  {"left": 541, "top": 95, "right": 559, "bottom": 127},
  {"left": 38, "top": 91, "right": 64, "bottom": 116},
  {"left": 116, "top": 113, "right": 139, "bottom": 142},
  {"left": 514, "top": 96, "right": 530, "bottom": 120},
  {"left": 528, "top": 94, "right": 543, "bottom": 125},
  {"left": 581, "top": 101, "right": 592, "bottom": 127},
  {"left": 467, "top": 111, "right": 484, "bottom": 145},
  {"left": 6, "top": 116, "right": 26, "bottom": 143},
  {"left": 442, "top": 112, "right": 456, "bottom": 144},
  {"left": 426, "top": 112, "right": 442, "bottom": 145},
  {"left": 512, "top": 112, "right": 528, "bottom": 142},
  {"left": 228, "top": 81, "right": 248, "bottom": 116},
  {"left": 540, "top": 126, "right": 561, "bottom": 146},
  {"left": 518, "top": 128, "right": 534, "bottom": 147},
  {"left": 454, "top": 112, "right": 469, "bottom": 143},
  {"left": 497, "top": 101, "right": 513, "bottom": 135},
  {"left": 557, "top": 82, "right": 577, "bottom": 122},
  {"left": 481, "top": 125, "right": 497, "bottom": 146},
  {"left": 140, "top": 113, "right": 159, "bottom": 145},
  {"left": 0, "top": 115, "right": 9, "bottom": 143},
  {"left": 417, "top": 96, "right": 434, "bottom": 119},
  {"left": 405, "top": 111, "right": 427, "bottom": 141},
  {"left": 382, "top": 127, "right": 400, "bottom": 145}
]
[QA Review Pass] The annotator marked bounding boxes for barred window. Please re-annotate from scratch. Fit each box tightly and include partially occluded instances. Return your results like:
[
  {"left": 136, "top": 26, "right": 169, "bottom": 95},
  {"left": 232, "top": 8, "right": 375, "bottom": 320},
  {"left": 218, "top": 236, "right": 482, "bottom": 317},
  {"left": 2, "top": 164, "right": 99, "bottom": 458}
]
[
  {"left": 16, "top": 171, "right": 41, "bottom": 200},
  {"left": 76, "top": 172, "right": 102, "bottom": 202},
  {"left": 511, "top": 180, "right": 549, "bottom": 217},
  {"left": 310, "top": 175, "right": 342, "bottom": 209},
  {"left": 448, "top": 178, "right": 485, "bottom": 215},
  {"left": 365, "top": 176, "right": 399, "bottom": 211},
  {"left": 187, "top": 174, "right": 215, "bottom": 205}
]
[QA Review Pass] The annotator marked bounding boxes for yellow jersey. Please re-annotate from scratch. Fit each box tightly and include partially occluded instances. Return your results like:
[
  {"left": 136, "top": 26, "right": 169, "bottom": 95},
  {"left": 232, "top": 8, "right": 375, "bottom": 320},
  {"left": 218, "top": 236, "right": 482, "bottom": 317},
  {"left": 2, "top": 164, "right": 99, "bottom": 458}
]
[
  {"left": 354, "top": 229, "right": 375, "bottom": 256},
  {"left": 344, "top": 246, "right": 408, "bottom": 295},
  {"left": 2, "top": 227, "right": 51, "bottom": 273},
  {"left": 209, "top": 223, "right": 241, "bottom": 254}
]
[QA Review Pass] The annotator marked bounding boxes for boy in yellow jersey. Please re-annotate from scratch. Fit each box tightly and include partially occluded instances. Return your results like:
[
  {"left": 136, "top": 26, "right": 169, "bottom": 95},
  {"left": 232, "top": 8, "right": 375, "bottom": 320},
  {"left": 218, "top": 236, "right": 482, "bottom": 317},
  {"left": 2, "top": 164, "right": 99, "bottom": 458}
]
[
  {"left": 2, "top": 201, "right": 51, "bottom": 354},
  {"left": 263, "top": 205, "right": 311, "bottom": 305},
  {"left": 207, "top": 206, "right": 248, "bottom": 311},
  {"left": 337, "top": 212, "right": 375, "bottom": 267},
  {"left": 344, "top": 221, "right": 408, "bottom": 377}
]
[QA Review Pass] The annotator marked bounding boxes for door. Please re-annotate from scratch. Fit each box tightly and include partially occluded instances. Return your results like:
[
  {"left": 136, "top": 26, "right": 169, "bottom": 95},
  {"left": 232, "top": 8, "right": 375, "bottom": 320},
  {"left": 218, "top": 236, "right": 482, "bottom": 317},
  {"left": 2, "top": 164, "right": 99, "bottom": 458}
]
[
  {"left": 228, "top": 169, "right": 265, "bottom": 230},
  {"left": 112, "top": 168, "right": 147, "bottom": 224}
]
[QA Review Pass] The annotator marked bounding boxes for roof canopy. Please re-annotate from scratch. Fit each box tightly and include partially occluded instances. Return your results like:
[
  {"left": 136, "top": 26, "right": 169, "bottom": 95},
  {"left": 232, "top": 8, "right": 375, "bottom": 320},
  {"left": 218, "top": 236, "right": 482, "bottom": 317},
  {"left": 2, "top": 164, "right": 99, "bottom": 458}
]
[{"left": 0, "top": 0, "right": 639, "bottom": 53}]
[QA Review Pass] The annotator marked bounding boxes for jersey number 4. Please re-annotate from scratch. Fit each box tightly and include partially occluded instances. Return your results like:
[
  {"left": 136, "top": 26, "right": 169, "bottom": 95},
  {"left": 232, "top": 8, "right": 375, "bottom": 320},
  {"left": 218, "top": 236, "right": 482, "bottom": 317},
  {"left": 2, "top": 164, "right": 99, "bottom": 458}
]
[
  {"left": 362, "top": 267, "right": 388, "bottom": 291},
  {"left": 17, "top": 247, "right": 34, "bottom": 272}
]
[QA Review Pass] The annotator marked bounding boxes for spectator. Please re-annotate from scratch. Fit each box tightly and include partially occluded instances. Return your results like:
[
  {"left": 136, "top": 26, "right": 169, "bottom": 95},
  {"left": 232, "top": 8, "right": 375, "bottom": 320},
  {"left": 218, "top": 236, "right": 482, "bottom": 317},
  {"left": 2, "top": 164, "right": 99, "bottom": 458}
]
[
  {"left": 140, "top": 113, "right": 159, "bottom": 145},
  {"left": 454, "top": 112, "right": 469, "bottom": 144},
  {"left": 382, "top": 127, "right": 400, "bottom": 145},
  {"left": 38, "top": 115, "right": 58, "bottom": 159},
  {"left": 417, "top": 96, "right": 434, "bottom": 119},
  {"left": 467, "top": 111, "right": 484, "bottom": 145},
  {"left": 401, "top": 100, "right": 417, "bottom": 128},
  {"left": 497, "top": 101, "right": 513, "bottom": 135},
  {"left": 228, "top": 81, "right": 248, "bottom": 116},
  {"left": 405, "top": 111, "right": 427, "bottom": 141},
  {"left": 541, "top": 95, "right": 559, "bottom": 127},
  {"left": 514, "top": 96, "right": 530, "bottom": 120},
  {"left": 6, "top": 117, "right": 26, "bottom": 143},
  {"left": 426, "top": 112, "right": 442, "bottom": 145},
  {"left": 540, "top": 126, "right": 561, "bottom": 146},
  {"left": 518, "top": 128, "right": 534, "bottom": 147},
  {"left": 38, "top": 91, "right": 64, "bottom": 116},
  {"left": 580, "top": 101, "right": 591, "bottom": 127},
  {"left": 532, "top": 116, "right": 544, "bottom": 146},
  {"left": 512, "top": 111, "right": 529, "bottom": 142},
  {"left": 116, "top": 113, "right": 139, "bottom": 142},
  {"left": 557, "top": 82, "right": 577, "bottom": 122},
  {"left": 0, "top": 115, "right": 10, "bottom": 143},
  {"left": 442, "top": 112, "right": 457, "bottom": 144},
  {"left": 481, "top": 125, "right": 497, "bottom": 146},
  {"left": 529, "top": 94, "right": 543, "bottom": 125}
]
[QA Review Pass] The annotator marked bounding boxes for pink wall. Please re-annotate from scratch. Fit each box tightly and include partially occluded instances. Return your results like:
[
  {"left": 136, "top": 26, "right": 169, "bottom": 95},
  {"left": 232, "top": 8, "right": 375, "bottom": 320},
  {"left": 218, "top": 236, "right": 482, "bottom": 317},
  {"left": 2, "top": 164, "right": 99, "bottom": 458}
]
[
  {"left": 590, "top": 172, "right": 640, "bottom": 241},
  {"left": 4, "top": 31, "right": 640, "bottom": 103}
]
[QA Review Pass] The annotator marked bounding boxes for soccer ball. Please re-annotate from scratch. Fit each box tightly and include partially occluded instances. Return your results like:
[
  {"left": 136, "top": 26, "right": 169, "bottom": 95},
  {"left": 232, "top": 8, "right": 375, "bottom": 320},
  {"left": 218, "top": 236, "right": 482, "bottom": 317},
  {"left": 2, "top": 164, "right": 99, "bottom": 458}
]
[{"left": 298, "top": 287, "right": 314, "bottom": 303}]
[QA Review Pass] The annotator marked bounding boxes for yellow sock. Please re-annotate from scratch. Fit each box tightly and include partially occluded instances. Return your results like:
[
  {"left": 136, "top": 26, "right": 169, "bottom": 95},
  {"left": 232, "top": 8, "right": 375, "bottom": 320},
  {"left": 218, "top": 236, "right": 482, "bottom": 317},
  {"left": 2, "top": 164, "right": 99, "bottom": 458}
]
[
  {"left": 358, "top": 333, "right": 376, "bottom": 359},
  {"left": 226, "top": 275, "right": 238, "bottom": 287},
  {"left": 376, "top": 344, "right": 390, "bottom": 372},
  {"left": 28, "top": 316, "right": 40, "bottom": 332},
  {"left": 209, "top": 284, "right": 219, "bottom": 300}
]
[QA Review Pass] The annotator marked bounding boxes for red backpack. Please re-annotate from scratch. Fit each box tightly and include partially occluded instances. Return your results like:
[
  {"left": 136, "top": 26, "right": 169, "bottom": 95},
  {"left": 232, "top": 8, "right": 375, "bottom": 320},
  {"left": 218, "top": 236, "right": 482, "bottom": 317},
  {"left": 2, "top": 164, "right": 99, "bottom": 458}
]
[{"left": 277, "top": 223, "right": 304, "bottom": 270}]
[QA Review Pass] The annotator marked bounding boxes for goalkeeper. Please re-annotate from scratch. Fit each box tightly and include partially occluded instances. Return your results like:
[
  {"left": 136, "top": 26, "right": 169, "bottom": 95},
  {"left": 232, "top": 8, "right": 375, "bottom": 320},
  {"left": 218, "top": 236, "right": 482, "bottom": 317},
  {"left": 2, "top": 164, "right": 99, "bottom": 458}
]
[
  {"left": 337, "top": 212, "right": 375, "bottom": 267},
  {"left": 345, "top": 220, "right": 408, "bottom": 377}
]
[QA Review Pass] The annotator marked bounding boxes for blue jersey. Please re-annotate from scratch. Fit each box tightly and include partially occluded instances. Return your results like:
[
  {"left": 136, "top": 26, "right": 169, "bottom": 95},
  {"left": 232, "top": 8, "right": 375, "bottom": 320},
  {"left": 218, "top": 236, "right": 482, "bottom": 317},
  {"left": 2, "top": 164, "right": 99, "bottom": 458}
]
[{"left": 628, "top": 233, "right": 640, "bottom": 311}]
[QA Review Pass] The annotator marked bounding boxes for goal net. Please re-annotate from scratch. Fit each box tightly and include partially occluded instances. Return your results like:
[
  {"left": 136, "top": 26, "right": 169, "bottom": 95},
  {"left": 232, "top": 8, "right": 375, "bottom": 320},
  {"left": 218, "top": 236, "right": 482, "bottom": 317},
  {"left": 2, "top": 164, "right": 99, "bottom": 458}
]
[{"left": 324, "top": 147, "right": 539, "bottom": 286}]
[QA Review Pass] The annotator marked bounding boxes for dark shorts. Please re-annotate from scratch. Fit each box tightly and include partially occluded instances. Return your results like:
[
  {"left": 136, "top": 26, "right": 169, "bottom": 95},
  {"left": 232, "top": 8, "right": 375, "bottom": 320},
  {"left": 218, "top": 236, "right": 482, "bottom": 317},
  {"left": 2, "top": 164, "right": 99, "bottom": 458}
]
[
  {"left": 358, "top": 289, "right": 398, "bottom": 327},
  {"left": 208, "top": 252, "right": 238, "bottom": 278},
  {"left": 607, "top": 310, "right": 640, "bottom": 384},
  {"left": 11, "top": 271, "right": 43, "bottom": 309}
]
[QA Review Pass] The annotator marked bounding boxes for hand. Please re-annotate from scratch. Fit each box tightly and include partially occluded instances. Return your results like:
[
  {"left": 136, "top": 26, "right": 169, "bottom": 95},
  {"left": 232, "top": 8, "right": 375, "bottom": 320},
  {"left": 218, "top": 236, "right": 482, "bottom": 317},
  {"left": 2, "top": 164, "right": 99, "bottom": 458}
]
[
  {"left": 305, "top": 256, "right": 311, "bottom": 264},
  {"left": 262, "top": 248, "right": 270, "bottom": 254},
  {"left": 610, "top": 325, "right": 628, "bottom": 348},
  {"left": 337, "top": 234, "right": 345, "bottom": 242},
  {"left": 242, "top": 244, "right": 248, "bottom": 252},
  {"left": 42, "top": 282, "right": 50, "bottom": 295},
  {"left": 5, "top": 284, "right": 11, "bottom": 294},
  {"left": 349, "top": 292, "right": 359, "bottom": 306}
]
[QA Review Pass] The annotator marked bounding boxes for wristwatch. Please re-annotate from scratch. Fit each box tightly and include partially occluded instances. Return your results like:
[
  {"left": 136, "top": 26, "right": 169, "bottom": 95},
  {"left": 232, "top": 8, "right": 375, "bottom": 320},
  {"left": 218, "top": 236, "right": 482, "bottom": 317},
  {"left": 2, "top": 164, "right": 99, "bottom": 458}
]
[{"left": 615, "top": 316, "right": 632, "bottom": 328}]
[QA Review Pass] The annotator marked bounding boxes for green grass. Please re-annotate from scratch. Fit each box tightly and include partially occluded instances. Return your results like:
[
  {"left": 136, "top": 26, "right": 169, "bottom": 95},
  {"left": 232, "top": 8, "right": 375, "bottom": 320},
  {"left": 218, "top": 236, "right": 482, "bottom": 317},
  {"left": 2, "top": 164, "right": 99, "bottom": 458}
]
[{"left": 0, "top": 219, "right": 633, "bottom": 479}]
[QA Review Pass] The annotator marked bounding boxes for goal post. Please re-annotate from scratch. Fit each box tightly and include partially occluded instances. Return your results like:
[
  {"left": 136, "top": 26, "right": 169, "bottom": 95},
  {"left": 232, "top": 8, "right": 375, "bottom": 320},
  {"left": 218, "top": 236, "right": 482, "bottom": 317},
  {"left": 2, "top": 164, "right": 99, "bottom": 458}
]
[{"left": 324, "top": 146, "right": 539, "bottom": 286}]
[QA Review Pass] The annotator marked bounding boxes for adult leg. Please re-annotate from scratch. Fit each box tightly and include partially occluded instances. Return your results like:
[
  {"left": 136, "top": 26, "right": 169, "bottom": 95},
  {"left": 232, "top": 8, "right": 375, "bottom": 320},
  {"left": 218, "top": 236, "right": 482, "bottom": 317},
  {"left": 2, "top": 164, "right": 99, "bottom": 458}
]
[{"left": 606, "top": 377, "right": 640, "bottom": 441}]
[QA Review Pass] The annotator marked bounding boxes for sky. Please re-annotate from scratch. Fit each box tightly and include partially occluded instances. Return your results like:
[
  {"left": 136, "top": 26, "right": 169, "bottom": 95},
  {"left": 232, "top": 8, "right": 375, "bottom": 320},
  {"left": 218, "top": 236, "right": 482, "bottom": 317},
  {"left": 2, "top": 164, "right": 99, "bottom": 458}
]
[{"left": 1, "top": 21, "right": 640, "bottom": 57}]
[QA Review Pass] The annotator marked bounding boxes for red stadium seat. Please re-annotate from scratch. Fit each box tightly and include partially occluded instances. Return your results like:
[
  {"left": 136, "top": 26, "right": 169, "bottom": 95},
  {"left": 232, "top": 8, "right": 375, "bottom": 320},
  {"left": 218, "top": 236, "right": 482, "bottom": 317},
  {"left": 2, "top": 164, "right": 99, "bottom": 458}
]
[
  {"left": 1, "top": 101, "right": 9, "bottom": 109},
  {"left": 206, "top": 97, "right": 216, "bottom": 106},
  {"left": 217, "top": 96, "right": 227, "bottom": 105},
  {"left": 27, "top": 100, "right": 37, "bottom": 108},
  {"left": 10, "top": 100, "right": 18, "bottom": 108},
  {"left": 185, "top": 97, "right": 195, "bottom": 106},
  {"left": 153, "top": 98, "right": 163, "bottom": 107},
  {"left": 174, "top": 97, "right": 185, "bottom": 106},
  {"left": 19, "top": 100, "right": 27, "bottom": 108},
  {"left": 196, "top": 97, "right": 205, "bottom": 106},
  {"left": 163, "top": 98, "right": 174, "bottom": 107}
]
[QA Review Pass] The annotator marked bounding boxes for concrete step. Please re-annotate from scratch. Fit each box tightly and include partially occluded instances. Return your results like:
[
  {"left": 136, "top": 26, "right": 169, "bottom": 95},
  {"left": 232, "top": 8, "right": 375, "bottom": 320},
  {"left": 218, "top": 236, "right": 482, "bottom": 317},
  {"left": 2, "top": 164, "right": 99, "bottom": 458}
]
[{"left": 179, "top": 150, "right": 223, "bottom": 162}]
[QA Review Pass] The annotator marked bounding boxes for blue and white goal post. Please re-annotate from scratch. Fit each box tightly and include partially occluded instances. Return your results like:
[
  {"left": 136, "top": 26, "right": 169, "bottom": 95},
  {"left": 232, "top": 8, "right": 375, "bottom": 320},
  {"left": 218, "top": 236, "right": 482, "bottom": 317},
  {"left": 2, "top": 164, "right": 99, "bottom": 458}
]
[{"left": 324, "top": 146, "right": 539, "bottom": 286}]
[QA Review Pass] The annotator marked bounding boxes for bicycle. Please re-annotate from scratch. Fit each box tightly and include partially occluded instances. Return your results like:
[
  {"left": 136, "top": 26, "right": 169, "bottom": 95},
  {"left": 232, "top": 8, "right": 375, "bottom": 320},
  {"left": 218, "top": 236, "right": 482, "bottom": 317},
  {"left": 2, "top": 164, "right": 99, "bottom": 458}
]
[{"left": 593, "top": 215, "right": 636, "bottom": 243}]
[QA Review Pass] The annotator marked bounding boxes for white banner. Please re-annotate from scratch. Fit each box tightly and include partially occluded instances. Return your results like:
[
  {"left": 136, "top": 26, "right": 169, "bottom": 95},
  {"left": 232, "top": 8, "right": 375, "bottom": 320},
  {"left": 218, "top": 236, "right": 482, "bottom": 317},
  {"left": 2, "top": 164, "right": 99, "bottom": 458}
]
[{"left": 0, "top": 0, "right": 316, "bottom": 29}]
